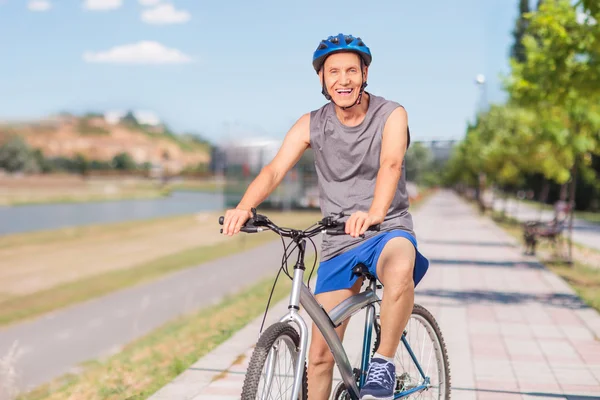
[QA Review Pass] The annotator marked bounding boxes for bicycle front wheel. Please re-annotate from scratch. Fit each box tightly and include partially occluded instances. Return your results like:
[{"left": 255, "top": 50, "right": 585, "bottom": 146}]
[
  {"left": 395, "top": 304, "right": 451, "bottom": 399},
  {"left": 241, "top": 322, "right": 308, "bottom": 400}
]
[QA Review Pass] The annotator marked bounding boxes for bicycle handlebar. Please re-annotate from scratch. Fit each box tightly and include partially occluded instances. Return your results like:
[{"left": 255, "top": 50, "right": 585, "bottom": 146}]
[{"left": 218, "top": 208, "right": 380, "bottom": 239}]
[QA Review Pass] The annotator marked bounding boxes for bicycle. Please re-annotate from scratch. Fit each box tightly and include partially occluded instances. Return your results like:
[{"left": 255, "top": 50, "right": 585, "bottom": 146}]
[{"left": 218, "top": 209, "right": 451, "bottom": 399}]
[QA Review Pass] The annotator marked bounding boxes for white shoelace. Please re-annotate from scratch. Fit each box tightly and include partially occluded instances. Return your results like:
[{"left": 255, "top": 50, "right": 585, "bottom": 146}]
[{"left": 366, "top": 361, "right": 394, "bottom": 387}]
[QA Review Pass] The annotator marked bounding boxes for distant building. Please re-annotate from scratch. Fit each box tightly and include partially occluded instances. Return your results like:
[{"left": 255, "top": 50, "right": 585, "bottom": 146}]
[
  {"left": 414, "top": 139, "right": 458, "bottom": 163},
  {"left": 214, "top": 138, "right": 318, "bottom": 210}
]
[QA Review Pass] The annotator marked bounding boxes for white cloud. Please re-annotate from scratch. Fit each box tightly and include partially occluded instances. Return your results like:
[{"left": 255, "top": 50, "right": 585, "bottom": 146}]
[
  {"left": 141, "top": 4, "right": 190, "bottom": 25},
  {"left": 83, "top": 0, "right": 122, "bottom": 11},
  {"left": 139, "top": 0, "right": 161, "bottom": 6},
  {"left": 83, "top": 41, "right": 193, "bottom": 64},
  {"left": 28, "top": 0, "right": 51, "bottom": 11}
]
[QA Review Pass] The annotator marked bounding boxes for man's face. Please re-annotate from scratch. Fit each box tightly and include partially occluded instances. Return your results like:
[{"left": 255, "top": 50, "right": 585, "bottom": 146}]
[{"left": 320, "top": 52, "right": 368, "bottom": 108}]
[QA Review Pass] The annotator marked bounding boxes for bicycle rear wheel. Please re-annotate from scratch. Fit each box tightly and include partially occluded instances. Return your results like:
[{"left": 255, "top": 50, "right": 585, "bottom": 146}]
[{"left": 241, "top": 322, "right": 308, "bottom": 400}]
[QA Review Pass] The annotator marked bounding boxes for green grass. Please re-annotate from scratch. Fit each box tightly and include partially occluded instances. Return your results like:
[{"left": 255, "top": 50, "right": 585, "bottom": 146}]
[
  {"left": 0, "top": 231, "right": 286, "bottom": 327},
  {"left": 77, "top": 119, "right": 110, "bottom": 135},
  {"left": 8, "top": 190, "right": 170, "bottom": 206},
  {"left": 17, "top": 268, "right": 303, "bottom": 400},
  {"left": 489, "top": 210, "right": 600, "bottom": 315},
  {"left": 517, "top": 197, "right": 600, "bottom": 225},
  {"left": 576, "top": 210, "right": 600, "bottom": 225},
  {"left": 0, "top": 213, "right": 191, "bottom": 249}
]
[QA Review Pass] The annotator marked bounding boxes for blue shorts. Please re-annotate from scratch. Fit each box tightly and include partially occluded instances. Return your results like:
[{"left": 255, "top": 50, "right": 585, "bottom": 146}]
[{"left": 314, "top": 230, "right": 429, "bottom": 295}]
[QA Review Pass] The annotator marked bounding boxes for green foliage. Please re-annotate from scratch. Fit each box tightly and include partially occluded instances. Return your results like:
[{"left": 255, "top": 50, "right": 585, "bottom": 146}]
[
  {"left": 74, "top": 153, "right": 89, "bottom": 176},
  {"left": 112, "top": 152, "right": 136, "bottom": 171},
  {"left": 404, "top": 142, "right": 433, "bottom": 183},
  {"left": 77, "top": 119, "right": 110, "bottom": 135},
  {"left": 511, "top": 0, "right": 531, "bottom": 63},
  {"left": 0, "top": 136, "right": 39, "bottom": 173},
  {"left": 579, "top": 0, "right": 600, "bottom": 16},
  {"left": 448, "top": 0, "right": 600, "bottom": 212}
]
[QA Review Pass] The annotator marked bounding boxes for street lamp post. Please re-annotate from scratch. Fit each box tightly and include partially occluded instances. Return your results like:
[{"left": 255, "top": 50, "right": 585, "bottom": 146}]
[{"left": 474, "top": 74, "right": 489, "bottom": 213}]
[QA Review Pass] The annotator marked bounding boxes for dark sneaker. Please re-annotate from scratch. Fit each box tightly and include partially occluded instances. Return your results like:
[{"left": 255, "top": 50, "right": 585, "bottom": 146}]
[{"left": 359, "top": 357, "right": 396, "bottom": 400}]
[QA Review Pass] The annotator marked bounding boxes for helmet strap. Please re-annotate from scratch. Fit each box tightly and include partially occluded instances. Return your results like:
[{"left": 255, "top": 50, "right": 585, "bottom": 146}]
[{"left": 340, "top": 81, "right": 367, "bottom": 110}]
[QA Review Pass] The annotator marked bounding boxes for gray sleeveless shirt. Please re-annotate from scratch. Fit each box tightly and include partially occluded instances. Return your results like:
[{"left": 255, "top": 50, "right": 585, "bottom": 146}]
[{"left": 309, "top": 93, "right": 414, "bottom": 261}]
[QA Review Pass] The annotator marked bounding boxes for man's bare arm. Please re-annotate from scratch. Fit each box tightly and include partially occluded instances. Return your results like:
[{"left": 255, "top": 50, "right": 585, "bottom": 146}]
[
  {"left": 237, "top": 113, "right": 311, "bottom": 211},
  {"left": 368, "top": 106, "right": 409, "bottom": 218},
  {"left": 222, "top": 113, "right": 311, "bottom": 235}
]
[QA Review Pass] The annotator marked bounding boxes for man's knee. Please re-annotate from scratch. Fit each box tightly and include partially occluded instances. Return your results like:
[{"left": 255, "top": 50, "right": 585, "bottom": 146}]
[
  {"left": 308, "top": 336, "right": 335, "bottom": 371},
  {"left": 376, "top": 237, "right": 416, "bottom": 288}
]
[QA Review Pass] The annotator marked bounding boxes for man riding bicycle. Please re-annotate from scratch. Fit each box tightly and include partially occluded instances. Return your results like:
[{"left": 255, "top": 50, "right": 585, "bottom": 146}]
[{"left": 221, "top": 33, "right": 430, "bottom": 400}]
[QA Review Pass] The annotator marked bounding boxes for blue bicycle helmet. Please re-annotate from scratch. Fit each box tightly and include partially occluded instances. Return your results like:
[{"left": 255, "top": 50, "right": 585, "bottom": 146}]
[{"left": 312, "top": 33, "right": 372, "bottom": 73}]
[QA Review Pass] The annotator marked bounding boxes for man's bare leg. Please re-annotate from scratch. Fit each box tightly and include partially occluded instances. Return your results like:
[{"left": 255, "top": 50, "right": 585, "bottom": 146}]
[
  {"left": 375, "top": 237, "right": 416, "bottom": 358},
  {"left": 307, "top": 278, "right": 363, "bottom": 400}
]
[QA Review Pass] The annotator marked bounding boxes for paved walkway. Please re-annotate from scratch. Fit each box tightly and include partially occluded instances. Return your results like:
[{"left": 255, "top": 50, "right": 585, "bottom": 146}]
[
  {"left": 150, "top": 190, "right": 600, "bottom": 399},
  {"left": 491, "top": 197, "right": 600, "bottom": 252}
]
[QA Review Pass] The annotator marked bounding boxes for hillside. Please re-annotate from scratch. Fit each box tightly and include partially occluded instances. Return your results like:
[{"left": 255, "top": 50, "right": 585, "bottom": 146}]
[{"left": 0, "top": 112, "right": 211, "bottom": 174}]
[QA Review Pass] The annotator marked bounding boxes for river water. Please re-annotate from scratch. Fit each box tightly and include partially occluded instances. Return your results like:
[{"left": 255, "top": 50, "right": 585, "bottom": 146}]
[{"left": 0, "top": 191, "right": 225, "bottom": 236}]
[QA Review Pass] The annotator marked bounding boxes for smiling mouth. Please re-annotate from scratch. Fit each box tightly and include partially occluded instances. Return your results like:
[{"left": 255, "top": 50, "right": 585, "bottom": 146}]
[{"left": 336, "top": 88, "right": 353, "bottom": 96}]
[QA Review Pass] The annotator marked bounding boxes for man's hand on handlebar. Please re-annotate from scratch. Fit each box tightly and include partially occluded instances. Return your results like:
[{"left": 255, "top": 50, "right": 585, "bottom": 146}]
[
  {"left": 345, "top": 211, "right": 385, "bottom": 238},
  {"left": 221, "top": 207, "right": 253, "bottom": 236},
  {"left": 218, "top": 209, "right": 380, "bottom": 239}
]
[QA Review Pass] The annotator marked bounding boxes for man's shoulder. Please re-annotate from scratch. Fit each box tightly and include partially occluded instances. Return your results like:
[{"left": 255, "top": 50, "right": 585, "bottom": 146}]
[
  {"left": 307, "top": 102, "right": 331, "bottom": 129},
  {"left": 309, "top": 101, "right": 331, "bottom": 117},
  {"left": 370, "top": 93, "right": 404, "bottom": 112}
]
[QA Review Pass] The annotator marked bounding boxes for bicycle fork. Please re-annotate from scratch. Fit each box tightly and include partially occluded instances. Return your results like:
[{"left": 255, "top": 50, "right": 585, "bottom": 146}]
[{"left": 277, "top": 239, "right": 310, "bottom": 400}]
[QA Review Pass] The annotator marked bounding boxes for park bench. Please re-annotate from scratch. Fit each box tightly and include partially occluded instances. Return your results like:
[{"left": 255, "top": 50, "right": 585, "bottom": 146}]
[{"left": 522, "top": 201, "right": 569, "bottom": 257}]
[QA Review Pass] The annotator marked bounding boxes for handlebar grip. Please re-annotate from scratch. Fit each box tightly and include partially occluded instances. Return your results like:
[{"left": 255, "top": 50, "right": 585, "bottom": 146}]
[
  {"left": 220, "top": 227, "right": 261, "bottom": 234},
  {"left": 325, "top": 229, "right": 347, "bottom": 235}
]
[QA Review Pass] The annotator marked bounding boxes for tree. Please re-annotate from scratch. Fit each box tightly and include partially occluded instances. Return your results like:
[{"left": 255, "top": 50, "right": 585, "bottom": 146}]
[
  {"left": 0, "top": 136, "right": 39, "bottom": 173},
  {"left": 579, "top": 0, "right": 600, "bottom": 15},
  {"left": 507, "top": 0, "right": 600, "bottom": 183},
  {"left": 505, "top": 0, "right": 600, "bottom": 262},
  {"left": 404, "top": 142, "right": 433, "bottom": 183},
  {"left": 112, "top": 152, "right": 136, "bottom": 171},
  {"left": 511, "top": 0, "right": 531, "bottom": 64},
  {"left": 74, "top": 153, "right": 90, "bottom": 176}
]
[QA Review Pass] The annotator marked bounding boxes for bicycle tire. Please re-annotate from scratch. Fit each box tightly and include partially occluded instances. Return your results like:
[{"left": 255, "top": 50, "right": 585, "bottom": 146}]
[
  {"left": 241, "top": 322, "right": 308, "bottom": 400},
  {"left": 373, "top": 303, "right": 451, "bottom": 399},
  {"left": 406, "top": 304, "right": 451, "bottom": 399}
]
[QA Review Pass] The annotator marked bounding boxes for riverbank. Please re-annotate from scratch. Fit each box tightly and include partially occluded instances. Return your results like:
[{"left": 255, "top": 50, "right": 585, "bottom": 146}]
[
  {"left": 0, "top": 210, "right": 322, "bottom": 327},
  {"left": 0, "top": 175, "right": 225, "bottom": 206}
]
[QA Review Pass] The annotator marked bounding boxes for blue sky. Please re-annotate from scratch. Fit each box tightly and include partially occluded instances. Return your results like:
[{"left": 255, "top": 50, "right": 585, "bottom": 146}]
[{"left": 0, "top": 0, "right": 521, "bottom": 144}]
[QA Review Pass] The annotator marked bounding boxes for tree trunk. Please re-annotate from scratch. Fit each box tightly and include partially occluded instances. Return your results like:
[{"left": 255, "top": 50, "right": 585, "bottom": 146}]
[
  {"left": 539, "top": 180, "right": 550, "bottom": 221},
  {"left": 567, "top": 162, "right": 577, "bottom": 265}
]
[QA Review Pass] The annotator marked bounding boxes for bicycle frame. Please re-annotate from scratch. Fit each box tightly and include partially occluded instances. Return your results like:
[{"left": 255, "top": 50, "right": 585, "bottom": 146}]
[{"left": 275, "top": 239, "right": 432, "bottom": 400}]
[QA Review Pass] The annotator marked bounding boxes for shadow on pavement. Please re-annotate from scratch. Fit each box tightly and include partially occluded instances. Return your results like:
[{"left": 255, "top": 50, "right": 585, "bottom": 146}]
[
  {"left": 428, "top": 258, "right": 544, "bottom": 269},
  {"left": 418, "top": 289, "right": 588, "bottom": 310},
  {"left": 453, "top": 386, "right": 600, "bottom": 399}
]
